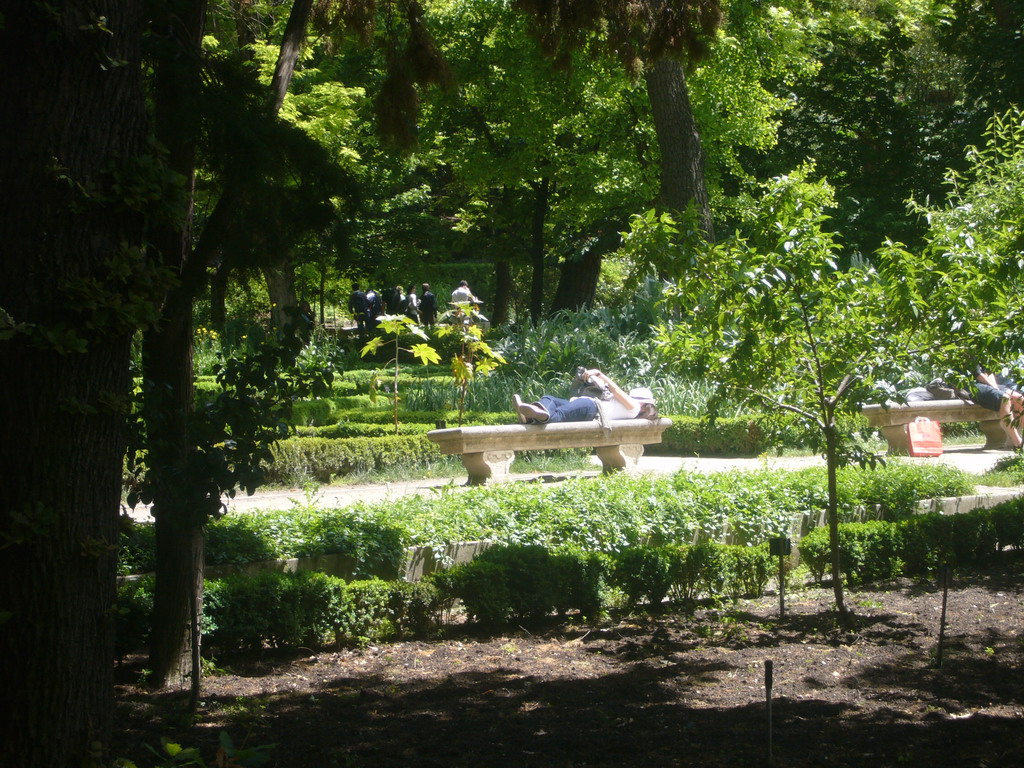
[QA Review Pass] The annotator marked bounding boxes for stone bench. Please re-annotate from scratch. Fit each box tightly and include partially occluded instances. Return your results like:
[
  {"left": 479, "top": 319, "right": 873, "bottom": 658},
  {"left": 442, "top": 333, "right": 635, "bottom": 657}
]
[
  {"left": 426, "top": 418, "right": 673, "bottom": 485},
  {"left": 862, "top": 400, "right": 1012, "bottom": 454}
]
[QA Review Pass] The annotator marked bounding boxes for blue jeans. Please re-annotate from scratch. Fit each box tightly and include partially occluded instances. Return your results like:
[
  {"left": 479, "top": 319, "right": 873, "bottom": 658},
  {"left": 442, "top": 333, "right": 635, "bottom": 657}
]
[{"left": 538, "top": 395, "right": 597, "bottom": 423}]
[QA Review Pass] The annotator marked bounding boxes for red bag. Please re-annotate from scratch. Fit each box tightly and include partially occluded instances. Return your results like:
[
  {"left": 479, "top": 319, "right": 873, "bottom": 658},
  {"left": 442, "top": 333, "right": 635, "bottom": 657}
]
[{"left": 906, "top": 417, "right": 943, "bottom": 456}]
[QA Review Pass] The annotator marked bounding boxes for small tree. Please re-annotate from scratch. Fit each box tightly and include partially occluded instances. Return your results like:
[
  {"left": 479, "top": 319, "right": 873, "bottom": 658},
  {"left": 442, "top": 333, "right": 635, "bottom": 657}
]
[
  {"left": 434, "top": 302, "right": 507, "bottom": 425},
  {"left": 360, "top": 314, "right": 441, "bottom": 434},
  {"left": 657, "top": 167, "right": 924, "bottom": 625}
]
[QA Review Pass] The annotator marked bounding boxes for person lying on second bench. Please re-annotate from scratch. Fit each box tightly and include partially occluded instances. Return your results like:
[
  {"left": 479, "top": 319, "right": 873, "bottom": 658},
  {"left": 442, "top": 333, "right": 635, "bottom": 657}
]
[
  {"left": 513, "top": 369, "right": 658, "bottom": 424},
  {"left": 974, "top": 365, "right": 1024, "bottom": 449}
]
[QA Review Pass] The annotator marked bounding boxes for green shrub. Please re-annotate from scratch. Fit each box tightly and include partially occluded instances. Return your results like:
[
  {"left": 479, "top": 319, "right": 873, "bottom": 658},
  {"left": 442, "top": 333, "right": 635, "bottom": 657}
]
[
  {"left": 724, "top": 544, "right": 774, "bottom": 598},
  {"left": 336, "top": 580, "right": 394, "bottom": 644},
  {"left": 438, "top": 560, "right": 514, "bottom": 626},
  {"left": 204, "top": 571, "right": 345, "bottom": 651},
  {"left": 991, "top": 498, "right": 1024, "bottom": 549},
  {"left": 612, "top": 546, "right": 680, "bottom": 610},
  {"left": 799, "top": 522, "right": 904, "bottom": 585},
  {"left": 837, "top": 463, "right": 974, "bottom": 521},
  {"left": 114, "top": 577, "right": 154, "bottom": 660},
  {"left": 266, "top": 435, "right": 442, "bottom": 484},
  {"left": 550, "top": 546, "right": 612, "bottom": 618},
  {"left": 435, "top": 544, "right": 610, "bottom": 625}
]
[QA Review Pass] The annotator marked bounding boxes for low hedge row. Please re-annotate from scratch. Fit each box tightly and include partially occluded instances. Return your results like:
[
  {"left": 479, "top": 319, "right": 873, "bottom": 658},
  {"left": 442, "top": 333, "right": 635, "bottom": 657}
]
[
  {"left": 799, "top": 496, "right": 1024, "bottom": 585},
  {"left": 266, "top": 434, "right": 444, "bottom": 484},
  {"left": 435, "top": 542, "right": 776, "bottom": 626},
  {"left": 115, "top": 574, "right": 439, "bottom": 657},
  {"left": 114, "top": 541, "right": 777, "bottom": 655}
]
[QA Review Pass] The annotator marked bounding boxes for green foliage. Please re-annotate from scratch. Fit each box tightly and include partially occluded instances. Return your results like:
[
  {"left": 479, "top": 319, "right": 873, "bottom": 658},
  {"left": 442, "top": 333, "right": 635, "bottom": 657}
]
[
  {"left": 125, "top": 731, "right": 274, "bottom": 768},
  {"left": 204, "top": 571, "right": 344, "bottom": 650},
  {"left": 114, "top": 577, "right": 154, "bottom": 662},
  {"left": 434, "top": 544, "right": 610, "bottom": 625},
  {"left": 119, "top": 506, "right": 406, "bottom": 578},
  {"left": 266, "top": 434, "right": 443, "bottom": 485},
  {"left": 360, "top": 314, "right": 442, "bottom": 434},
  {"left": 433, "top": 302, "right": 507, "bottom": 426},
  {"left": 906, "top": 107, "right": 1024, "bottom": 376},
  {"left": 120, "top": 461, "right": 973, "bottom": 578},
  {"left": 800, "top": 499, "right": 1024, "bottom": 584},
  {"left": 612, "top": 546, "right": 679, "bottom": 610}
]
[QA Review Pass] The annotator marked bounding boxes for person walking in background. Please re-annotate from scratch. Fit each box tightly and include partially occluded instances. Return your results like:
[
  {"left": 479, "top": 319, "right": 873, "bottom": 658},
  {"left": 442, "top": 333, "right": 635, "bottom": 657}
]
[
  {"left": 348, "top": 284, "right": 368, "bottom": 333},
  {"left": 386, "top": 285, "right": 405, "bottom": 315},
  {"left": 405, "top": 284, "right": 420, "bottom": 323},
  {"left": 365, "top": 287, "right": 382, "bottom": 327},
  {"left": 419, "top": 283, "right": 437, "bottom": 326}
]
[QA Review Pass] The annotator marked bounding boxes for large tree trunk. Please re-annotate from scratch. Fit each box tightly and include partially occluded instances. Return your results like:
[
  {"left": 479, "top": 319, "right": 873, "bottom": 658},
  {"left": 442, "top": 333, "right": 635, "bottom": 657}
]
[
  {"left": 264, "top": 260, "right": 299, "bottom": 330},
  {"left": 491, "top": 259, "right": 512, "bottom": 326},
  {"left": 145, "top": 0, "right": 210, "bottom": 691},
  {"left": 644, "top": 57, "right": 714, "bottom": 241},
  {"left": 549, "top": 227, "right": 620, "bottom": 313},
  {"left": 528, "top": 177, "right": 550, "bottom": 323},
  {"left": 0, "top": 2, "right": 147, "bottom": 764},
  {"left": 261, "top": 0, "right": 315, "bottom": 329}
]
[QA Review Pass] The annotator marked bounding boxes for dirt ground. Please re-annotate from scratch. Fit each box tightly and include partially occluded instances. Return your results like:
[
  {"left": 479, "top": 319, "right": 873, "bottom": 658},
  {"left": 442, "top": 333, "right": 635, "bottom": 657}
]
[{"left": 113, "top": 552, "right": 1024, "bottom": 768}]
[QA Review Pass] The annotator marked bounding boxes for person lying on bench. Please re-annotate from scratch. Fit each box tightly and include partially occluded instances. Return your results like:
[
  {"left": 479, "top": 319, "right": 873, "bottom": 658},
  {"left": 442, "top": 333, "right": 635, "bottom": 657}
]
[
  {"left": 513, "top": 369, "right": 658, "bottom": 424},
  {"left": 974, "top": 365, "right": 1023, "bottom": 449}
]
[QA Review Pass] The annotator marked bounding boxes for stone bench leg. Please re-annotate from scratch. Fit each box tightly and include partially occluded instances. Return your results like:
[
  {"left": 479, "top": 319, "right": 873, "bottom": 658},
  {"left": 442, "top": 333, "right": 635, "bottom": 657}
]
[
  {"left": 461, "top": 450, "right": 515, "bottom": 485},
  {"left": 595, "top": 443, "right": 644, "bottom": 473},
  {"left": 979, "top": 419, "right": 1015, "bottom": 450},
  {"left": 879, "top": 425, "right": 911, "bottom": 455}
]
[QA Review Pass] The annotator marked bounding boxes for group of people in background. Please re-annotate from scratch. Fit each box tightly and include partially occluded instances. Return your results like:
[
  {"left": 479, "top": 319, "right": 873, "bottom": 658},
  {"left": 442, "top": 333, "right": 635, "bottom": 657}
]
[{"left": 347, "top": 280, "right": 482, "bottom": 332}]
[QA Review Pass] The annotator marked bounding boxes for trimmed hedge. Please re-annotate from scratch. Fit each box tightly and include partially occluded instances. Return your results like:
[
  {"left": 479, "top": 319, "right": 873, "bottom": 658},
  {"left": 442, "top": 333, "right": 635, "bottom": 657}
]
[
  {"left": 799, "top": 496, "right": 1024, "bottom": 585},
  {"left": 266, "top": 434, "right": 444, "bottom": 484},
  {"left": 116, "top": 573, "right": 442, "bottom": 655}
]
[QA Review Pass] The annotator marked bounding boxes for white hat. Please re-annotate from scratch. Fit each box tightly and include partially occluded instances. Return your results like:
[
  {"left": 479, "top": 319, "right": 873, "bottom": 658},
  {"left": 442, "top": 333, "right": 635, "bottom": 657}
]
[{"left": 629, "top": 387, "right": 655, "bottom": 402}]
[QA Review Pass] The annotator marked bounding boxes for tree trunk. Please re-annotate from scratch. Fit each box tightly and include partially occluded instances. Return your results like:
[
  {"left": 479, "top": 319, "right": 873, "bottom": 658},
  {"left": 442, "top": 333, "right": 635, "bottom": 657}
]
[
  {"left": 145, "top": 0, "right": 210, "bottom": 690},
  {"left": 0, "top": 2, "right": 147, "bottom": 764},
  {"left": 491, "top": 259, "right": 512, "bottom": 326},
  {"left": 644, "top": 57, "right": 714, "bottom": 241},
  {"left": 528, "top": 178, "right": 550, "bottom": 323},
  {"left": 824, "top": 421, "right": 852, "bottom": 626},
  {"left": 209, "top": 262, "right": 229, "bottom": 330},
  {"left": 549, "top": 226, "right": 620, "bottom": 314},
  {"left": 264, "top": 260, "right": 298, "bottom": 330}
]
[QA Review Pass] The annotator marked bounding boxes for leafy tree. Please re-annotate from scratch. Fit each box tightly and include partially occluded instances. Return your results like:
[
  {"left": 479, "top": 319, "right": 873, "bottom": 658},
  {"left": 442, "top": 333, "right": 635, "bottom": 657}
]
[
  {"left": 423, "top": 0, "right": 657, "bottom": 318},
  {"left": 657, "top": 167, "right": 927, "bottom": 623},
  {"left": 755, "top": 0, "right": 970, "bottom": 256},
  {"left": 903, "top": 107, "right": 1024, "bottom": 380},
  {"left": 435, "top": 302, "right": 507, "bottom": 424},
  {"left": 360, "top": 314, "right": 442, "bottom": 432},
  {"left": 141, "top": 0, "right": 354, "bottom": 690},
  {"left": 0, "top": 2, "right": 156, "bottom": 764},
  {"left": 514, "top": 0, "right": 724, "bottom": 239}
]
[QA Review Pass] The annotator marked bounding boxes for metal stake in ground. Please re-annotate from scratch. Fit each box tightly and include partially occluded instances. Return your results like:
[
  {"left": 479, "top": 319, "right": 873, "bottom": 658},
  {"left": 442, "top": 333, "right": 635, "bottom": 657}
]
[
  {"left": 765, "top": 659, "right": 774, "bottom": 764},
  {"left": 936, "top": 565, "right": 951, "bottom": 668}
]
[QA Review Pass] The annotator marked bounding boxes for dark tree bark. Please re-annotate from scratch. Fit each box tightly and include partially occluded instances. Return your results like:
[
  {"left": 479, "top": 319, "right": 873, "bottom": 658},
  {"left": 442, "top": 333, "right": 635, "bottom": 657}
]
[
  {"left": 0, "top": 2, "right": 147, "bottom": 764},
  {"left": 644, "top": 57, "right": 714, "bottom": 240},
  {"left": 528, "top": 177, "right": 550, "bottom": 323},
  {"left": 491, "top": 259, "right": 512, "bottom": 326},
  {"left": 145, "top": 0, "right": 211, "bottom": 691},
  {"left": 264, "top": 259, "right": 299, "bottom": 329},
  {"left": 549, "top": 228, "right": 621, "bottom": 313}
]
